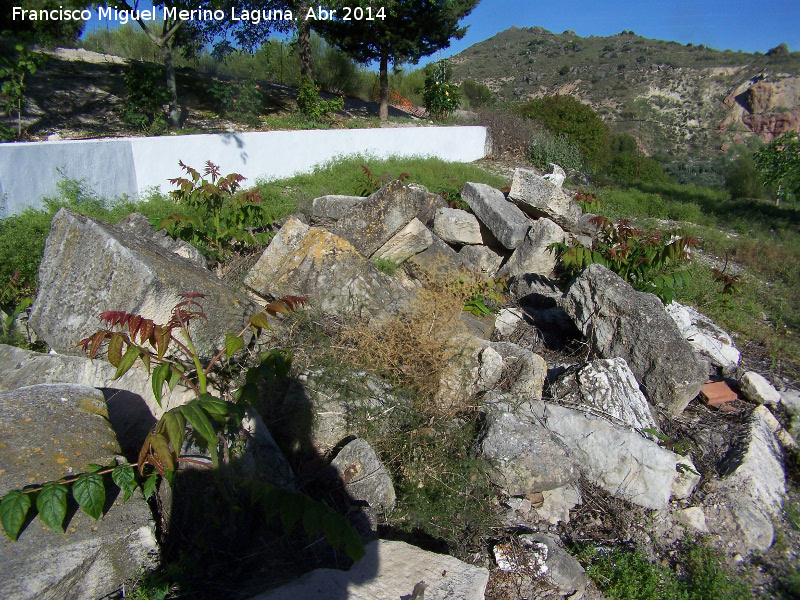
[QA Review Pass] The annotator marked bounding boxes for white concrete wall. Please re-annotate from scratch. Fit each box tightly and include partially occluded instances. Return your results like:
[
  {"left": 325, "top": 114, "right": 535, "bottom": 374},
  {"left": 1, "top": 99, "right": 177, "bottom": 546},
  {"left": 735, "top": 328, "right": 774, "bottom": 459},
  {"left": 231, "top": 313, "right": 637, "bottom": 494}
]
[{"left": 0, "top": 126, "right": 488, "bottom": 217}]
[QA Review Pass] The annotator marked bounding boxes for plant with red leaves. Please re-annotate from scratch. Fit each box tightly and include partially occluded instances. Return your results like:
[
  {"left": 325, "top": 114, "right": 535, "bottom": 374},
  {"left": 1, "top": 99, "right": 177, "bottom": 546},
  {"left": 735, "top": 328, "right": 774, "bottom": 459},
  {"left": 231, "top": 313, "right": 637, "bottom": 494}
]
[
  {"left": 159, "top": 161, "right": 275, "bottom": 262},
  {"left": 549, "top": 215, "right": 700, "bottom": 304}
]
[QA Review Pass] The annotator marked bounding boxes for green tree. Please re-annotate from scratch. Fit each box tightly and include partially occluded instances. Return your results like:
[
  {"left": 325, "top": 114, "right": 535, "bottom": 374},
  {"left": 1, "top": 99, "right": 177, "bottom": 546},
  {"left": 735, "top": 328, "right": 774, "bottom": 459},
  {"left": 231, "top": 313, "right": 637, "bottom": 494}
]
[
  {"left": 518, "top": 95, "right": 610, "bottom": 168},
  {"left": 754, "top": 131, "right": 800, "bottom": 204},
  {"left": 461, "top": 78, "right": 494, "bottom": 109},
  {"left": 725, "top": 154, "right": 767, "bottom": 199},
  {"left": 317, "top": 0, "right": 480, "bottom": 122},
  {"left": 0, "top": 0, "right": 87, "bottom": 43}
]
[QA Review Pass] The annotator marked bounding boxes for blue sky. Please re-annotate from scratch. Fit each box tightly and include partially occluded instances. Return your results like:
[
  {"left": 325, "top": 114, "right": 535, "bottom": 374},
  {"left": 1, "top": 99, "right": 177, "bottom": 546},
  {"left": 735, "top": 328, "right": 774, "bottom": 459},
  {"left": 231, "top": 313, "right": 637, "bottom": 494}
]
[{"left": 84, "top": 0, "right": 800, "bottom": 62}]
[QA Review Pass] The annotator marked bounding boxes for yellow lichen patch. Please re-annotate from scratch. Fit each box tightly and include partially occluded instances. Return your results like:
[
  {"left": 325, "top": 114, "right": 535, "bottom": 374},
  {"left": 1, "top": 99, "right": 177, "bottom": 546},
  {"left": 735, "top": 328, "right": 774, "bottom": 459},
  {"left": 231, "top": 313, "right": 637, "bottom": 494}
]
[{"left": 77, "top": 397, "right": 109, "bottom": 418}]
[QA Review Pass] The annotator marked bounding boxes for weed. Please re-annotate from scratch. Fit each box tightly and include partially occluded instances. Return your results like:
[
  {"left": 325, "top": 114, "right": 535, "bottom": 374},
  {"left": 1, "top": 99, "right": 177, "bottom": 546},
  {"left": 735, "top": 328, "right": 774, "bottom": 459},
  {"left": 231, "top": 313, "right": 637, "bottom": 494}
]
[
  {"left": 208, "top": 79, "right": 263, "bottom": 125},
  {"left": 550, "top": 216, "right": 699, "bottom": 303},
  {"left": 357, "top": 164, "right": 410, "bottom": 197},
  {"left": 159, "top": 161, "right": 275, "bottom": 262},
  {"left": 297, "top": 76, "right": 343, "bottom": 122},
  {"left": 526, "top": 130, "right": 587, "bottom": 173},
  {"left": 372, "top": 257, "right": 400, "bottom": 277}
]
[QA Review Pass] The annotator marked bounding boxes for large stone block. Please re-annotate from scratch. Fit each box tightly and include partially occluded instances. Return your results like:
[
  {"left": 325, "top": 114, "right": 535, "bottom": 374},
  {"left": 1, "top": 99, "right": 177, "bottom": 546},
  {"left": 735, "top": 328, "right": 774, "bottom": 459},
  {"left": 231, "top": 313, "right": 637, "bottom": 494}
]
[
  {"left": 250, "top": 539, "right": 489, "bottom": 600},
  {"left": 245, "top": 224, "right": 406, "bottom": 318},
  {"left": 310, "top": 194, "right": 367, "bottom": 224},
  {"left": 372, "top": 217, "right": 433, "bottom": 263},
  {"left": 30, "top": 209, "right": 259, "bottom": 361},
  {"left": 461, "top": 182, "right": 530, "bottom": 249},
  {"left": 331, "top": 180, "right": 420, "bottom": 257},
  {"left": 0, "top": 384, "right": 158, "bottom": 600},
  {"left": 527, "top": 401, "right": 677, "bottom": 509},
  {"left": 0, "top": 343, "right": 194, "bottom": 422},
  {"left": 481, "top": 411, "right": 579, "bottom": 495},
  {"left": 116, "top": 212, "right": 206, "bottom": 268},
  {"left": 508, "top": 168, "right": 583, "bottom": 231},
  {"left": 550, "top": 357, "right": 660, "bottom": 433},
  {"left": 563, "top": 264, "right": 707, "bottom": 415},
  {"left": 499, "top": 217, "right": 566, "bottom": 278},
  {"left": 433, "top": 207, "right": 483, "bottom": 245}
]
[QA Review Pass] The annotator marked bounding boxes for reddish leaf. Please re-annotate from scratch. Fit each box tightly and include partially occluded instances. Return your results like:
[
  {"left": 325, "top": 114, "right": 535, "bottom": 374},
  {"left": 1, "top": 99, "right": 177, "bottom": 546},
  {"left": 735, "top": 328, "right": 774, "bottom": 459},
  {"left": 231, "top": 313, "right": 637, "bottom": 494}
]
[
  {"left": 138, "top": 318, "right": 154, "bottom": 345},
  {"left": 128, "top": 315, "right": 143, "bottom": 339}
]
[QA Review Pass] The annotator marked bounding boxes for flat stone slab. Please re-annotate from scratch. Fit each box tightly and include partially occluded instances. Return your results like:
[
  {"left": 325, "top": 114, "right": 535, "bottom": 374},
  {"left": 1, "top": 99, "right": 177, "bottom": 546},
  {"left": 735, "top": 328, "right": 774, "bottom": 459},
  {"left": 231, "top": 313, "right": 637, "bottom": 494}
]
[
  {"left": 249, "top": 539, "right": 489, "bottom": 600},
  {"left": 499, "top": 217, "right": 566, "bottom": 279},
  {"left": 433, "top": 207, "right": 483, "bottom": 245},
  {"left": 527, "top": 401, "right": 677, "bottom": 510},
  {"left": 30, "top": 208, "right": 259, "bottom": 361},
  {"left": 508, "top": 168, "right": 583, "bottom": 231},
  {"left": 0, "top": 384, "right": 158, "bottom": 600},
  {"left": 461, "top": 182, "right": 530, "bottom": 250}
]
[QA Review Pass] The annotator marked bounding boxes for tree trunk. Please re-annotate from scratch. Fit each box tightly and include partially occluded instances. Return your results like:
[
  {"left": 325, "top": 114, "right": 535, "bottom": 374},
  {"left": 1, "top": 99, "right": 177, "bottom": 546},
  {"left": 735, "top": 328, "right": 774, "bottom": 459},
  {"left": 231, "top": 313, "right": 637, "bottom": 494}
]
[
  {"left": 379, "top": 51, "right": 389, "bottom": 122},
  {"left": 161, "top": 42, "right": 180, "bottom": 129},
  {"left": 297, "top": 3, "right": 313, "bottom": 79}
]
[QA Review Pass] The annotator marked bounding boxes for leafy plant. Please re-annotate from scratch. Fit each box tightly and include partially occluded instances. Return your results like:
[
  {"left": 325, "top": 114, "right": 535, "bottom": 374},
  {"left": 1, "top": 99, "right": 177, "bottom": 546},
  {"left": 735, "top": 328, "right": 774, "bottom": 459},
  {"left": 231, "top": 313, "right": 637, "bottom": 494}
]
[
  {"left": 526, "top": 130, "right": 587, "bottom": 173},
  {"left": 754, "top": 131, "right": 800, "bottom": 204},
  {"left": 457, "top": 274, "right": 509, "bottom": 317},
  {"left": 0, "top": 43, "right": 44, "bottom": 140},
  {"left": 549, "top": 216, "right": 700, "bottom": 304},
  {"left": 159, "top": 161, "right": 274, "bottom": 262},
  {"left": 357, "top": 163, "right": 409, "bottom": 197},
  {"left": 423, "top": 59, "right": 460, "bottom": 121},
  {"left": 296, "top": 76, "right": 343, "bottom": 122},
  {"left": 372, "top": 257, "right": 400, "bottom": 277},
  {"left": 122, "top": 64, "right": 171, "bottom": 134},
  {"left": 460, "top": 78, "right": 494, "bottom": 109},
  {"left": 208, "top": 79, "right": 263, "bottom": 125},
  {"left": 575, "top": 190, "right": 601, "bottom": 212},
  {"left": 0, "top": 293, "right": 365, "bottom": 561},
  {"left": 0, "top": 271, "right": 33, "bottom": 344}
]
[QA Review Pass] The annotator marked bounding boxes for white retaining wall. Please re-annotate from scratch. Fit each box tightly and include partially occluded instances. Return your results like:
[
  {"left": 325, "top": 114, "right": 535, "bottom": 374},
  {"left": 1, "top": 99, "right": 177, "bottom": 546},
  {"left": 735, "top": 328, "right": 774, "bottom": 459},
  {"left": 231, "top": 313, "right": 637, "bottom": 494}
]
[{"left": 0, "top": 126, "right": 489, "bottom": 217}]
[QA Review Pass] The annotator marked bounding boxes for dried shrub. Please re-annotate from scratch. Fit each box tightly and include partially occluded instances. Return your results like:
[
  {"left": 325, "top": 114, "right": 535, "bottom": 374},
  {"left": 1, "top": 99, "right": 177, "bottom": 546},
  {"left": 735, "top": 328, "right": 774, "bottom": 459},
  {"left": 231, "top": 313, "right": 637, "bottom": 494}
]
[{"left": 477, "top": 108, "right": 541, "bottom": 159}]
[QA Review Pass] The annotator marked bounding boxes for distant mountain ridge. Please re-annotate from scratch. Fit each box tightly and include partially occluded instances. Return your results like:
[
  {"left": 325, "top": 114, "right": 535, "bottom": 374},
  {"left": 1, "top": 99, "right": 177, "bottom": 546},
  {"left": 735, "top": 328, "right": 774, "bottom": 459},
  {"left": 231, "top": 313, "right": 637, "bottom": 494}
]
[{"left": 450, "top": 26, "right": 800, "bottom": 158}]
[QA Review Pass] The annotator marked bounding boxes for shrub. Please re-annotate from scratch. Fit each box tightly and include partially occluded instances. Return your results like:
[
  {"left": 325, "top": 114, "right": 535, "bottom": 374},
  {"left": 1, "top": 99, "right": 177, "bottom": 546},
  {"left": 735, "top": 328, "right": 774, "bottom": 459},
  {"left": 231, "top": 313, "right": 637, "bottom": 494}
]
[
  {"left": 158, "top": 161, "right": 275, "bottom": 262},
  {"left": 550, "top": 216, "right": 699, "bottom": 303},
  {"left": 517, "top": 94, "right": 611, "bottom": 167},
  {"left": 526, "top": 130, "right": 586, "bottom": 172},
  {"left": 208, "top": 79, "right": 263, "bottom": 125},
  {"left": 477, "top": 108, "right": 540, "bottom": 158},
  {"left": 423, "top": 59, "right": 460, "bottom": 121},
  {"left": 296, "top": 76, "right": 343, "bottom": 122},
  {"left": 460, "top": 78, "right": 494, "bottom": 109},
  {"left": 725, "top": 154, "right": 767, "bottom": 199},
  {"left": 606, "top": 152, "right": 671, "bottom": 183},
  {"left": 122, "top": 64, "right": 171, "bottom": 133}
]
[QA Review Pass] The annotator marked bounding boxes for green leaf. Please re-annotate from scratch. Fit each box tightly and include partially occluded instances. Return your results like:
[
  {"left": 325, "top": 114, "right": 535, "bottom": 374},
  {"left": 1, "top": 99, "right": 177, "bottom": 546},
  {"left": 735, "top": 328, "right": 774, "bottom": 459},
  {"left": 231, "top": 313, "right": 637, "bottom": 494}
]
[
  {"left": 167, "top": 364, "right": 183, "bottom": 391},
  {"left": 1, "top": 491, "right": 31, "bottom": 540},
  {"left": 225, "top": 333, "right": 244, "bottom": 359},
  {"left": 36, "top": 483, "right": 67, "bottom": 532},
  {"left": 151, "top": 363, "right": 171, "bottom": 407},
  {"left": 161, "top": 410, "right": 186, "bottom": 455},
  {"left": 142, "top": 474, "right": 159, "bottom": 500},
  {"left": 249, "top": 312, "right": 271, "bottom": 330},
  {"left": 180, "top": 401, "right": 218, "bottom": 445},
  {"left": 72, "top": 474, "right": 105, "bottom": 520},
  {"left": 321, "top": 511, "right": 347, "bottom": 550},
  {"left": 114, "top": 345, "right": 141, "bottom": 379},
  {"left": 342, "top": 524, "right": 366, "bottom": 561},
  {"left": 111, "top": 465, "right": 137, "bottom": 503},
  {"left": 302, "top": 499, "right": 325, "bottom": 539},
  {"left": 278, "top": 491, "right": 304, "bottom": 533}
]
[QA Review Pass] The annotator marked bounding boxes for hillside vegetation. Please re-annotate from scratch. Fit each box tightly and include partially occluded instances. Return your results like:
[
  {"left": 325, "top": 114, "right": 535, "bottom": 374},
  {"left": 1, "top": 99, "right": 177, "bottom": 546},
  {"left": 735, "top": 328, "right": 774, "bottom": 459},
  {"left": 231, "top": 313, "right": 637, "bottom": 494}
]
[{"left": 451, "top": 27, "right": 800, "bottom": 161}]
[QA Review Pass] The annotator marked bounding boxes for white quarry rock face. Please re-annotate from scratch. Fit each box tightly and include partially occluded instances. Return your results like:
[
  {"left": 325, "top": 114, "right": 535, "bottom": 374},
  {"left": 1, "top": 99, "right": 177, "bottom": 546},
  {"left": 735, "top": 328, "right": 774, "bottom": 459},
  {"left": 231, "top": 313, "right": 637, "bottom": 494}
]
[
  {"left": 739, "top": 371, "right": 782, "bottom": 406},
  {"left": 672, "top": 454, "right": 701, "bottom": 500},
  {"left": 550, "top": 357, "right": 659, "bottom": 434},
  {"left": 679, "top": 507, "right": 709, "bottom": 532},
  {"left": 372, "top": 218, "right": 433, "bottom": 263},
  {"left": 665, "top": 301, "right": 740, "bottom": 373},
  {"left": 494, "top": 307, "right": 525, "bottom": 337}
]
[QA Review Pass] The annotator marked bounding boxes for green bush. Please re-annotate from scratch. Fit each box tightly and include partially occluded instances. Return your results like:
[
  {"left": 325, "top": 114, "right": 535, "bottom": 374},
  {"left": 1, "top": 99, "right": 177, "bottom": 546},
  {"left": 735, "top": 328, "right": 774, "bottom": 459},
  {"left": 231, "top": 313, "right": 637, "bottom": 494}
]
[
  {"left": 208, "top": 79, "right": 263, "bottom": 125},
  {"left": 423, "top": 59, "right": 460, "bottom": 121},
  {"left": 725, "top": 154, "right": 768, "bottom": 199},
  {"left": 577, "top": 542, "right": 752, "bottom": 600},
  {"left": 460, "top": 78, "right": 494, "bottom": 109},
  {"left": 122, "top": 64, "right": 171, "bottom": 133},
  {"left": 526, "top": 130, "right": 586, "bottom": 172},
  {"left": 606, "top": 151, "right": 671, "bottom": 183},
  {"left": 296, "top": 76, "right": 343, "bottom": 122},
  {"left": 517, "top": 94, "right": 611, "bottom": 167}
]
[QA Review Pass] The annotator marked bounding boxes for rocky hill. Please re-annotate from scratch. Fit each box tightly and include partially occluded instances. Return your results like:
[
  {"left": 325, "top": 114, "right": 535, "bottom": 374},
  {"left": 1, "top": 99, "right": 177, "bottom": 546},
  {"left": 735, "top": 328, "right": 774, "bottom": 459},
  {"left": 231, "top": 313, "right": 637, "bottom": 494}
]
[{"left": 451, "top": 27, "right": 800, "bottom": 159}]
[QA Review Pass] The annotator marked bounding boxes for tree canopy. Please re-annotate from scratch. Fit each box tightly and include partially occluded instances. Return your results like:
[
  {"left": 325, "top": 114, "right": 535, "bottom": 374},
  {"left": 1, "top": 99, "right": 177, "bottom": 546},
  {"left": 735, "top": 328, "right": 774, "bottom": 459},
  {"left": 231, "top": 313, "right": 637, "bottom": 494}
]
[
  {"left": 317, "top": 0, "right": 480, "bottom": 120},
  {"left": 754, "top": 131, "right": 800, "bottom": 203}
]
